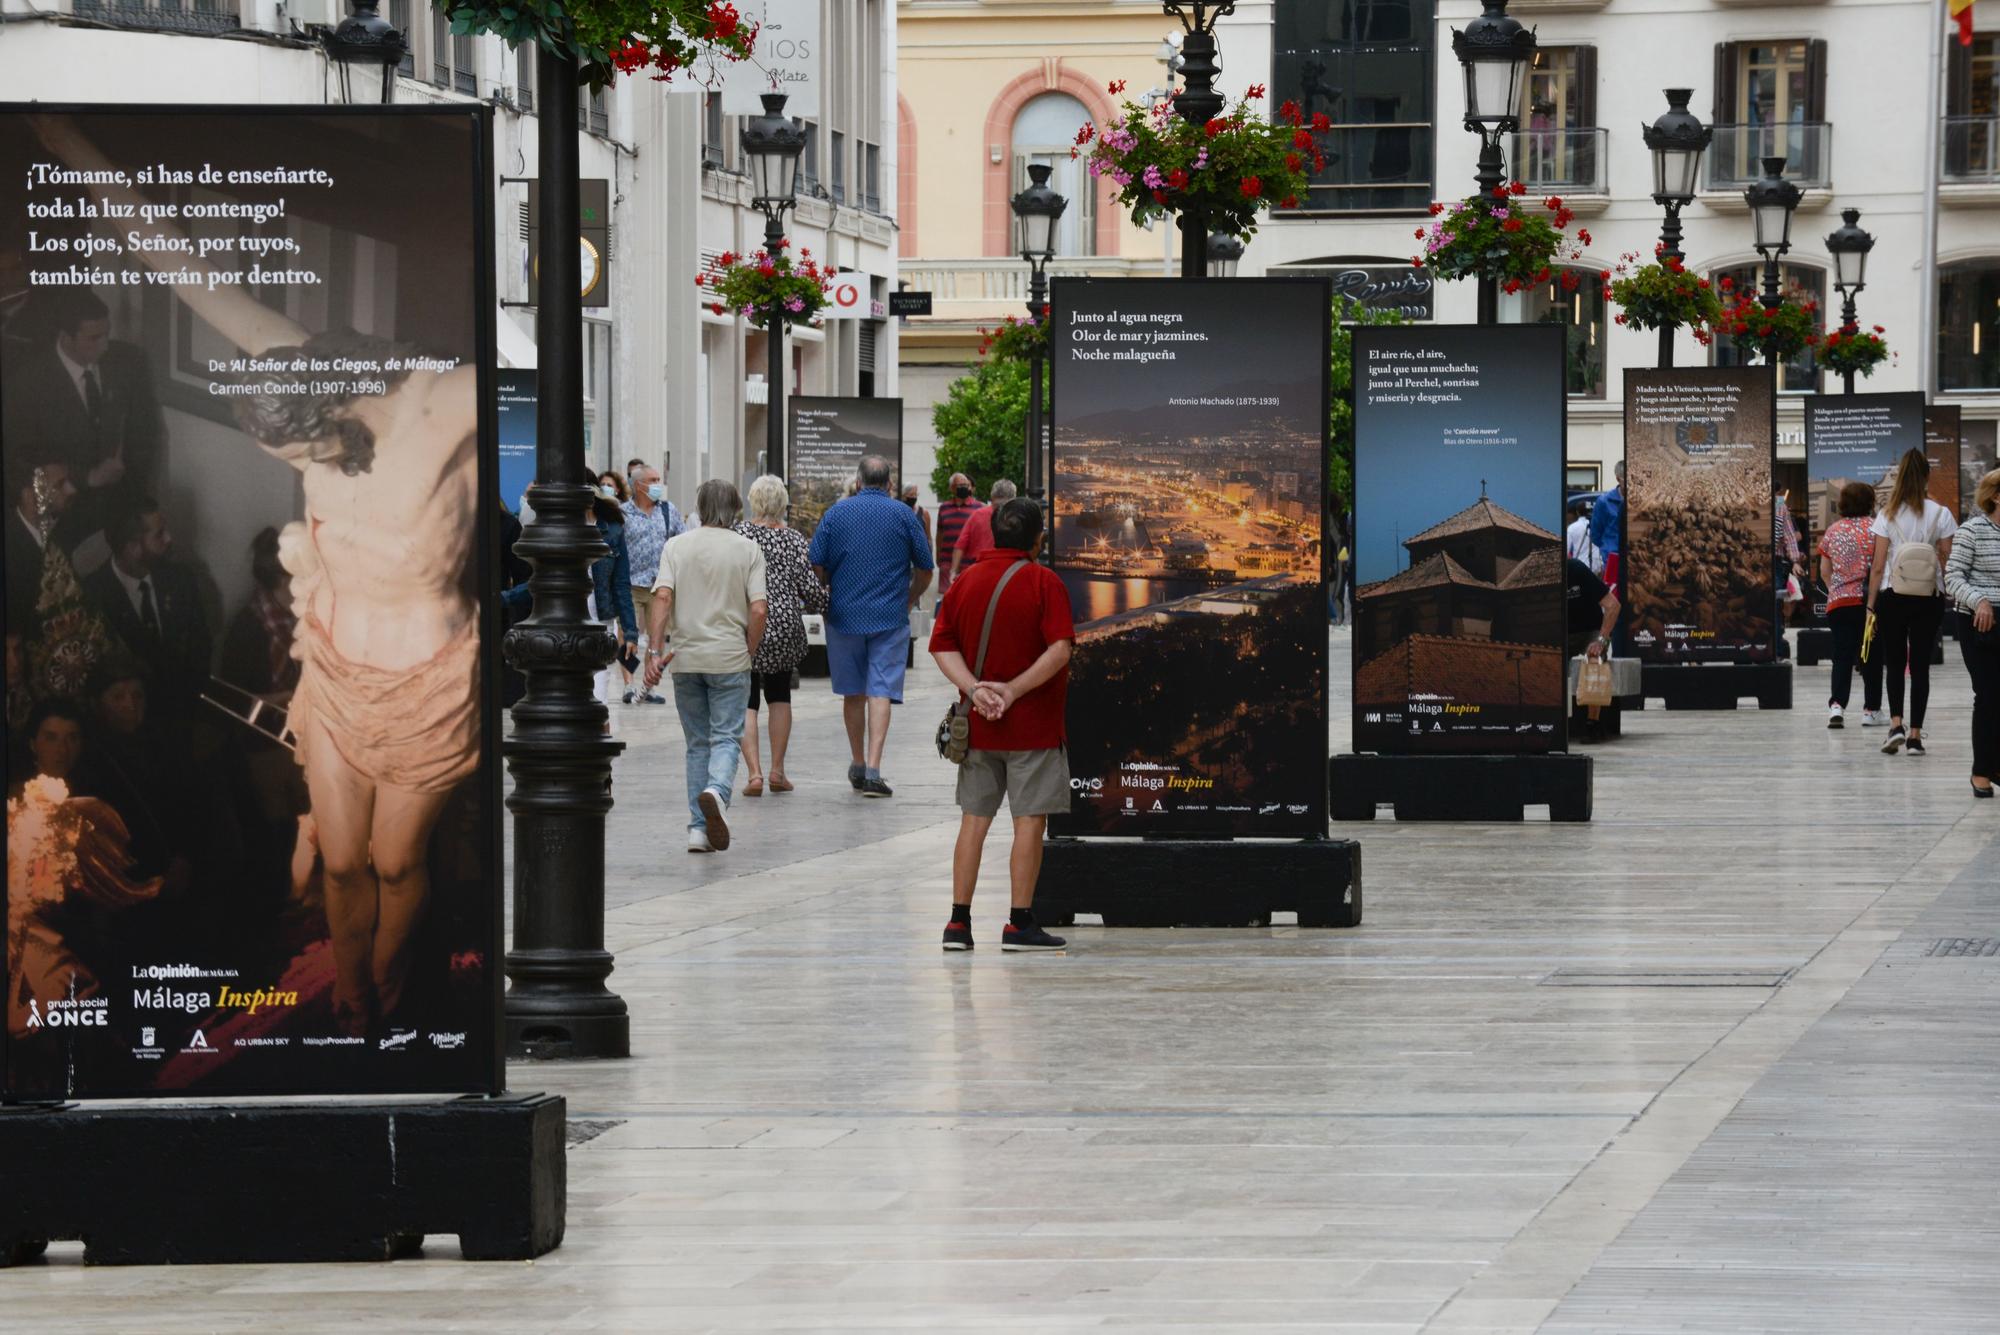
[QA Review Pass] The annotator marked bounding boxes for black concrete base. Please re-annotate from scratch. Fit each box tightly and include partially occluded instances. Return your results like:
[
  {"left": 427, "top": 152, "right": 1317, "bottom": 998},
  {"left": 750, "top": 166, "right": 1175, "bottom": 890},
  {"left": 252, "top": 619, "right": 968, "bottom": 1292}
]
[
  {"left": 1033, "top": 838, "right": 1360, "bottom": 928},
  {"left": 1797, "top": 626, "right": 1832, "bottom": 667},
  {"left": 1640, "top": 661, "right": 1794, "bottom": 710},
  {"left": 0, "top": 1093, "right": 565, "bottom": 1265},
  {"left": 1330, "top": 753, "right": 1592, "bottom": 822}
]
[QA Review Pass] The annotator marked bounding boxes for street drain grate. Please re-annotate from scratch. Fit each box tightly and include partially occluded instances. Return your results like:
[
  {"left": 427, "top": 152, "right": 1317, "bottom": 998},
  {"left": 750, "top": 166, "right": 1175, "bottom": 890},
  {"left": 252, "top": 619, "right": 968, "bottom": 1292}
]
[
  {"left": 1925, "top": 938, "right": 2000, "bottom": 957},
  {"left": 1541, "top": 969, "right": 1791, "bottom": 988},
  {"left": 565, "top": 1119, "right": 623, "bottom": 1148}
]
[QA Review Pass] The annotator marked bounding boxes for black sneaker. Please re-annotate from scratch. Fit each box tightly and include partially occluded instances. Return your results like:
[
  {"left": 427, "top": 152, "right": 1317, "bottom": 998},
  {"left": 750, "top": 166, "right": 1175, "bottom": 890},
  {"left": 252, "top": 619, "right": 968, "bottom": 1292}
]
[
  {"left": 1882, "top": 727, "right": 1907, "bottom": 755},
  {"left": 1906, "top": 735, "right": 1926, "bottom": 756},
  {"left": 1001, "top": 921, "right": 1067, "bottom": 952},
  {"left": 641, "top": 692, "right": 668, "bottom": 705},
  {"left": 942, "top": 921, "right": 974, "bottom": 952},
  {"left": 861, "top": 776, "right": 894, "bottom": 798},
  {"left": 847, "top": 763, "right": 866, "bottom": 791},
  {"left": 622, "top": 689, "right": 637, "bottom": 705}
]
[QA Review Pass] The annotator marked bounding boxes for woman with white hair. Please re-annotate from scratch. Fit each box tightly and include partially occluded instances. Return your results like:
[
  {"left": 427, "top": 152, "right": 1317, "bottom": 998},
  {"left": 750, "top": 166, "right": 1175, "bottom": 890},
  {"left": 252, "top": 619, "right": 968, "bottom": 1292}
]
[{"left": 734, "top": 475, "right": 824, "bottom": 795}]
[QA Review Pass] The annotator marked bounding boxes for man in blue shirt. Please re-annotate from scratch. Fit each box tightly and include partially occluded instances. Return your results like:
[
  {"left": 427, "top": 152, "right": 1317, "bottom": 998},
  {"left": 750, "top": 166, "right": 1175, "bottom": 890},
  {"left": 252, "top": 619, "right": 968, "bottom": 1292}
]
[
  {"left": 1589, "top": 460, "right": 1626, "bottom": 594},
  {"left": 808, "top": 454, "right": 934, "bottom": 797}
]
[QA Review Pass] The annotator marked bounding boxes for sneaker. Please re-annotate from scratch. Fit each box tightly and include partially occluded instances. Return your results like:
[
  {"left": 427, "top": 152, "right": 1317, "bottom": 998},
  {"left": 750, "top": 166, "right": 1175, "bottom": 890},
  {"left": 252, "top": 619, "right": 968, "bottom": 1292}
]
[
  {"left": 942, "top": 921, "right": 974, "bottom": 952},
  {"left": 1906, "top": 735, "right": 1926, "bottom": 756},
  {"left": 1882, "top": 726, "right": 1907, "bottom": 755},
  {"left": 698, "top": 788, "right": 731, "bottom": 850},
  {"left": 622, "top": 689, "right": 637, "bottom": 705},
  {"left": 640, "top": 691, "right": 668, "bottom": 705},
  {"left": 1001, "top": 921, "right": 1067, "bottom": 952},
  {"left": 860, "top": 776, "right": 894, "bottom": 799},
  {"left": 1860, "top": 709, "right": 1888, "bottom": 727},
  {"left": 847, "top": 763, "right": 866, "bottom": 792},
  {"left": 687, "top": 825, "right": 712, "bottom": 853},
  {"left": 1827, "top": 703, "right": 1845, "bottom": 729}
]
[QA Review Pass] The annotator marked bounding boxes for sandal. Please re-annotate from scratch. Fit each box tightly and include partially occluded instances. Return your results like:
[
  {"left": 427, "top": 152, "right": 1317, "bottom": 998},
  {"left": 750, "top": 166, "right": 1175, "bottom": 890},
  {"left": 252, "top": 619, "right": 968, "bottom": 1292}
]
[
  {"left": 767, "top": 772, "right": 793, "bottom": 793},
  {"left": 743, "top": 775, "right": 764, "bottom": 798}
]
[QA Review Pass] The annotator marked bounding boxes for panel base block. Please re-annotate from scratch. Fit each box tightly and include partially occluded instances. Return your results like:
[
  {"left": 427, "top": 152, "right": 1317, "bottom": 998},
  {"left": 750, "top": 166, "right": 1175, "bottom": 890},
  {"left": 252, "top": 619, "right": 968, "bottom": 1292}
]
[
  {"left": 1641, "top": 662, "right": 1794, "bottom": 710},
  {"left": 1796, "top": 626, "right": 1832, "bottom": 667},
  {"left": 0, "top": 1093, "right": 565, "bottom": 1266},
  {"left": 1033, "top": 838, "right": 1361, "bottom": 928},
  {"left": 1329, "top": 752, "right": 1593, "bottom": 823}
]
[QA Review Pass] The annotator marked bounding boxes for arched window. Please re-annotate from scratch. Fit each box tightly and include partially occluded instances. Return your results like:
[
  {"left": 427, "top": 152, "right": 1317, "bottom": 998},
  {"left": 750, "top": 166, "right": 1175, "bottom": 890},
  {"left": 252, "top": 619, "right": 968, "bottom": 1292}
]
[
  {"left": 1503, "top": 267, "right": 1606, "bottom": 398},
  {"left": 1939, "top": 259, "right": 2000, "bottom": 391},
  {"left": 1011, "top": 93, "right": 1097, "bottom": 257},
  {"left": 1711, "top": 262, "right": 1825, "bottom": 393}
]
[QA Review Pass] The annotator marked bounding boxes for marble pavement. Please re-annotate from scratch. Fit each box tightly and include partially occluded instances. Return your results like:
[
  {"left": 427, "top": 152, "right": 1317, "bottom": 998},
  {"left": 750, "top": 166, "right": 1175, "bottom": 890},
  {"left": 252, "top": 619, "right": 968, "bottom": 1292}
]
[{"left": 9, "top": 630, "right": 1996, "bottom": 1333}]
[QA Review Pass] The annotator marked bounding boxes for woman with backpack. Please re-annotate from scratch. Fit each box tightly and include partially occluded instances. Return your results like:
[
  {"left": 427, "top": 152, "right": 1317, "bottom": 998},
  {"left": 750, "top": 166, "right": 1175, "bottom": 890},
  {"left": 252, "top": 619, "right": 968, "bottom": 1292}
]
[{"left": 1866, "top": 449, "right": 1958, "bottom": 756}]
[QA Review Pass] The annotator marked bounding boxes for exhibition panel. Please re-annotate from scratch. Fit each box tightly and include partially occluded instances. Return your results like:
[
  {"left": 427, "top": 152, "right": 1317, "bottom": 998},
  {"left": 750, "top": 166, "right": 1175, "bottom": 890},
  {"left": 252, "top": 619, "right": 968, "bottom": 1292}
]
[{"left": 786, "top": 395, "right": 904, "bottom": 539}]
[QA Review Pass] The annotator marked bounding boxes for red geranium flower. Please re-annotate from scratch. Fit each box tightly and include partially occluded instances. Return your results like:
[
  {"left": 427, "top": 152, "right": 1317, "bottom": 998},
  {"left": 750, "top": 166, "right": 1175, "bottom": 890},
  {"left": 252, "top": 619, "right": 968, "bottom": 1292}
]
[
  {"left": 1075, "top": 123, "right": 1095, "bottom": 146},
  {"left": 1167, "top": 168, "right": 1189, "bottom": 190},
  {"left": 1239, "top": 175, "right": 1263, "bottom": 199},
  {"left": 1292, "top": 128, "right": 1314, "bottom": 149},
  {"left": 1245, "top": 83, "right": 1265, "bottom": 100},
  {"left": 1510, "top": 182, "right": 1526, "bottom": 196},
  {"left": 1501, "top": 217, "right": 1523, "bottom": 232},
  {"left": 1311, "top": 112, "right": 1331, "bottom": 132},
  {"left": 1286, "top": 153, "right": 1303, "bottom": 173},
  {"left": 1278, "top": 99, "right": 1302, "bottom": 126},
  {"left": 1205, "top": 118, "right": 1226, "bottom": 138},
  {"left": 1429, "top": 202, "right": 1445, "bottom": 216},
  {"left": 1280, "top": 194, "right": 1300, "bottom": 209},
  {"left": 1108, "top": 79, "right": 1126, "bottom": 95}
]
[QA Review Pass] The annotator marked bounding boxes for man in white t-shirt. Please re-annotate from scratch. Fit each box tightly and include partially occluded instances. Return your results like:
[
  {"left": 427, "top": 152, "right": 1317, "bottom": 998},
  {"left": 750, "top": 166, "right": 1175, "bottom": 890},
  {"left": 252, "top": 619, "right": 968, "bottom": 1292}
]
[
  {"left": 1565, "top": 500, "right": 1599, "bottom": 574},
  {"left": 644, "top": 479, "right": 768, "bottom": 853}
]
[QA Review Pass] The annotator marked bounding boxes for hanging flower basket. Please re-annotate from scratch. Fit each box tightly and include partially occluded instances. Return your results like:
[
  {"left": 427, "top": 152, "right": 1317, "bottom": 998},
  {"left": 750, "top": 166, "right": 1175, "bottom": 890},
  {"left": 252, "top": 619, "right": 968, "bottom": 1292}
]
[
  {"left": 1818, "top": 325, "right": 1894, "bottom": 379},
  {"left": 444, "top": 0, "right": 758, "bottom": 89},
  {"left": 696, "top": 244, "right": 831, "bottom": 329},
  {"left": 1713, "top": 282, "right": 1822, "bottom": 365},
  {"left": 1413, "top": 188, "right": 1587, "bottom": 289},
  {"left": 1081, "top": 82, "right": 1328, "bottom": 237},
  {"left": 1606, "top": 251, "right": 1723, "bottom": 344},
  {"left": 978, "top": 311, "right": 1048, "bottom": 364}
]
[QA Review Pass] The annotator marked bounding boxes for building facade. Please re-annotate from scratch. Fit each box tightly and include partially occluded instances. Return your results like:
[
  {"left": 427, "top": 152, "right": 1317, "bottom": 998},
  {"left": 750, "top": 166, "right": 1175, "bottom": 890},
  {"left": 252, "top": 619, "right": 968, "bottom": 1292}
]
[
  {"left": 0, "top": 0, "right": 900, "bottom": 517},
  {"left": 899, "top": 0, "right": 2000, "bottom": 502}
]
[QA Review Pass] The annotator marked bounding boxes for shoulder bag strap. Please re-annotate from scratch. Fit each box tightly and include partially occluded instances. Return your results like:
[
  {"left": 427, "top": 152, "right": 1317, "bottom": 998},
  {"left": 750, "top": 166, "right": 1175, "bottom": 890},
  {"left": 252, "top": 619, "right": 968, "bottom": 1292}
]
[{"left": 971, "top": 560, "right": 1031, "bottom": 680}]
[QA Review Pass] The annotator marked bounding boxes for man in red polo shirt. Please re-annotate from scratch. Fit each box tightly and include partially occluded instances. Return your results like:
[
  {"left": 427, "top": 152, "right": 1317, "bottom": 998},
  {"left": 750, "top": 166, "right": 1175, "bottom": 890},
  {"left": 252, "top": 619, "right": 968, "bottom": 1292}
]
[
  {"left": 928, "top": 498, "right": 1074, "bottom": 952},
  {"left": 933, "top": 472, "right": 984, "bottom": 598},
  {"left": 949, "top": 478, "right": 1016, "bottom": 582}
]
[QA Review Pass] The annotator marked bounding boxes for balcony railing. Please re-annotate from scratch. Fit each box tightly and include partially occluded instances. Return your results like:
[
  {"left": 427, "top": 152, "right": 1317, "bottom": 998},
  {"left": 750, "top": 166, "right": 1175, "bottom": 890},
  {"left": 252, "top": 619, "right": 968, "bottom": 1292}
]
[
  {"left": 71, "top": 0, "right": 239, "bottom": 32},
  {"left": 1508, "top": 127, "right": 1607, "bottom": 194},
  {"left": 897, "top": 257, "right": 1162, "bottom": 318},
  {"left": 1942, "top": 116, "right": 2000, "bottom": 184},
  {"left": 1706, "top": 122, "right": 1832, "bottom": 190}
]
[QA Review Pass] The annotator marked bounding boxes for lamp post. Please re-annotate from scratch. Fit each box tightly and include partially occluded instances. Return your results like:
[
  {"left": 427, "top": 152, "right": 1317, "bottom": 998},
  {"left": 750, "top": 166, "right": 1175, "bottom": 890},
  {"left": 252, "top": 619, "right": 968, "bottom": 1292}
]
[
  {"left": 1163, "top": 2, "right": 1234, "bottom": 280},
  {"left": 321, "top": 0, "right": 405, "bottom": 104},
  {"left": 741, "top": 93, "right": 808, "bottom": 479},
  {"left": 1825, "top": 207, "right": 1875, "bottom": 395},
  {"left": 1011, "top": 162, "right": 1066, "bottom": 511},
  {"left": 1745, "top": 156, "right": 1802, "bottom": 313},
  {"left": 1641, "top": 88, "right": 1712, "bottom": 368},
  {"left": 1205, "top": 231, "right": 1245, "bottom": 278},
  {"left": 502, "top": 48, "right": 627, "bottom": 1061},
  {"left": 1451, "top": 0, "right": 1537, "bottom": 325}
]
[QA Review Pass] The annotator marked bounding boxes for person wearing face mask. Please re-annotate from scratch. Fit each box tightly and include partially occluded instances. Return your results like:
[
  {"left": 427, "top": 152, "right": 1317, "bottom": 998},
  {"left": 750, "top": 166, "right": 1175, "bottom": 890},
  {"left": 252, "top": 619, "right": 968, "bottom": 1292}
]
[
  {"left": 934, "top": 472, "right": 985, "bottom": 598},
  {"left": 620, "top": 463, "right": 685, "bottom": 704}
]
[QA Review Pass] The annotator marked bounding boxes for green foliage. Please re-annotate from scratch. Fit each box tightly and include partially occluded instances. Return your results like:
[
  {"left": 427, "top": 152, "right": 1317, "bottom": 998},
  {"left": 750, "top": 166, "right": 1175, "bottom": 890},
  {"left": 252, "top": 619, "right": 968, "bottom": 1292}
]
[
  {"left": 699, "top": 244, "right": 830, "bottom": 329},
  {"left": 1607, "top": 255, "right": 1722, "bottom": 338},
  {"left": 1819, "top": 325, "right": 1893, "bottom": 378},
  {"left": 977, "top": 312, "right": 1047, "bottom": 365},
  {"left": 1328, "top": 298, "right": 1402, "bottom": 513},
  {"left": 930, "top": 356, "right": 1045, "bottom": 501},
  {"left": 441, "top": 0, "right": 756, "bottom": 89}
]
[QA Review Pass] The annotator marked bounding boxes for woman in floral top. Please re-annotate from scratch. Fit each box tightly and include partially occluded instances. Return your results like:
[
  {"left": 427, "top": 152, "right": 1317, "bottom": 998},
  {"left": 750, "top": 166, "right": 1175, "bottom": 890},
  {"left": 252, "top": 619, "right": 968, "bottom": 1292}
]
[
  {"left": 734, "top": 475, "right": 826, "bottom": 795},
  {"left": 1817, "top": 481, "right": 1882, "bottom": 729}
]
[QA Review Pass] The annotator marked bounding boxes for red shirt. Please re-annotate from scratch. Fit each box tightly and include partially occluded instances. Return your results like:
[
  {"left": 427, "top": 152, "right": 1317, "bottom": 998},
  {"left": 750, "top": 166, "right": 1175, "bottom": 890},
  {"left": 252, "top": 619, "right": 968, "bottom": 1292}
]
[
  {"left": 928, "top": 548, "right": 1075, "bottom": 751},
  {"left": 955, "top": 505, "right": 996, "bottom": 568}
]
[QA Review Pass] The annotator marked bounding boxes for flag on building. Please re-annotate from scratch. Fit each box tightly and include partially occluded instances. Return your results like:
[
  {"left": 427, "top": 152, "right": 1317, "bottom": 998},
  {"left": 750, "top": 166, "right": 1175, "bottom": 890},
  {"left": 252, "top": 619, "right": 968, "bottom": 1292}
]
[{"left": 1950, "top": 0, "right": 1976, "bottom": 46}]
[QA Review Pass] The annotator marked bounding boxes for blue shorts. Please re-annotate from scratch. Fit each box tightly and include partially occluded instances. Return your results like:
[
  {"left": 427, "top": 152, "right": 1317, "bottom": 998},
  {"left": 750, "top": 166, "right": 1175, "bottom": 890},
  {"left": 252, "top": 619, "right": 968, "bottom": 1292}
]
[{"left": 826, "top": 626, "right": 908, "bottom": 703}]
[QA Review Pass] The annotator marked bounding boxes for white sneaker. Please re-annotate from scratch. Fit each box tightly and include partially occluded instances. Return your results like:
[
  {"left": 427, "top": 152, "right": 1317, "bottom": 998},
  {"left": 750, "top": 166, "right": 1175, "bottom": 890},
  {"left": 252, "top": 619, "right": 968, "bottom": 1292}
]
[
  {"left": 698, "top": 787, "right": 731, "bottom": 851},
  {"left": 1827, "top": 703, "right": 1844, "bottom": 729},
  {"left": 687, "top": 825, "right": 712, "bottom": 853},
  {"left": 1860, "top": 709, "right": 1888, "bottom": 727}
]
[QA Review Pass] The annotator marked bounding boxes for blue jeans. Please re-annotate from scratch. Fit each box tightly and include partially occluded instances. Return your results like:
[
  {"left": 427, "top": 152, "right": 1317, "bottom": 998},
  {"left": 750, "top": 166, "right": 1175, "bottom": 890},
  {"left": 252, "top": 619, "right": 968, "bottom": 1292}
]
[{"left": 672, "top": 671, "right": 751, "bottom": 830}]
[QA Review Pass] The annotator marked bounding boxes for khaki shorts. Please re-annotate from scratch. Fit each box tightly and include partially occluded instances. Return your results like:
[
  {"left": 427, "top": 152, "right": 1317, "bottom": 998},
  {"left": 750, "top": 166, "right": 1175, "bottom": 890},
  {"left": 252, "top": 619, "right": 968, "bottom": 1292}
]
[{"left": 956, "top": 747, "right": 1070, "bottom": 819}]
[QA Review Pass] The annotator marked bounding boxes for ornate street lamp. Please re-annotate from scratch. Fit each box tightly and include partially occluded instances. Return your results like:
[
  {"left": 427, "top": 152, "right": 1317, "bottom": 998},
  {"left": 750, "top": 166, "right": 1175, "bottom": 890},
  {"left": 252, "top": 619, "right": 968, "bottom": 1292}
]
[
  {"left": 1641, "top": 88, "right": 1712, "bottom": 367},
  {"left": 741, "top": 93, "right": 808, "bottom": 478},
  {"left": 1744, "top": 156, "right": 1802, "bottom": 311},
  {"left": 1825, "top": 207, "right": 1876, "bottom": 394},
  {"left": 1164, "top": 1, "right": 1234, "bottom": 279},
  {"left": 1205, "top": 231, "right": 1245, "bottom": 279},
  {"left": 322, "top": 0, "right": 405, "bottom": 104},
  {"left": 1451, "top": 0, "right": 1537, "bottom": 324},
  {"left": 1011, "top": 162, "right": 1067, "bottom": 510}
]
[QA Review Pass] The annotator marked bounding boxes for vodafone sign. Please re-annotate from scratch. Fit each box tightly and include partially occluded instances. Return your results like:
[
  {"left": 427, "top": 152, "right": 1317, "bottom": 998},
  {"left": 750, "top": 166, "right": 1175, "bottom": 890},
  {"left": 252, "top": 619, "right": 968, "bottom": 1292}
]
[{"left": 822, "top": 273, "right": 880, "bottom": 320}]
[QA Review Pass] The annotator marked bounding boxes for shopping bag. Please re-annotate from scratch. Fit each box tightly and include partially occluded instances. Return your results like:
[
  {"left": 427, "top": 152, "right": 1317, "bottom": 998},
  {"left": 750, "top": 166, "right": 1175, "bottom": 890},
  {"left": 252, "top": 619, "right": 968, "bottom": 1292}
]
[{"left": 1575, "top": 656, "right": 1614, "bottom": 709}]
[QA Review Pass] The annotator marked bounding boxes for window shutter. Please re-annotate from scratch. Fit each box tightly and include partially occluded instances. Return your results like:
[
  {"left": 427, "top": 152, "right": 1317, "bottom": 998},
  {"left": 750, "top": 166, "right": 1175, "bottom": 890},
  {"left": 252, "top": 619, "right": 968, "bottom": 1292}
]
[
  {"left": 1806, "top": 40, "right": 1828, "bottom": 122},
  {"left": 1575, "top": 47, "right": 1597, "bottom": 128},
  {"left": 1713, "top": 44, "right": 1738, "bottom": 124},
  {"left": 1945, "top": 38, "right": 1970, "bottom": 117}
]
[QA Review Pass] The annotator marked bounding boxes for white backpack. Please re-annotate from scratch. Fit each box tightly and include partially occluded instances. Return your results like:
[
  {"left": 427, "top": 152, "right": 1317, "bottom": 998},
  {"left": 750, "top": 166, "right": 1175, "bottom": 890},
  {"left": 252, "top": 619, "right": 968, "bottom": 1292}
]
[{"left": 1885, "top": 507, "right": 1940, "bottom": 597}]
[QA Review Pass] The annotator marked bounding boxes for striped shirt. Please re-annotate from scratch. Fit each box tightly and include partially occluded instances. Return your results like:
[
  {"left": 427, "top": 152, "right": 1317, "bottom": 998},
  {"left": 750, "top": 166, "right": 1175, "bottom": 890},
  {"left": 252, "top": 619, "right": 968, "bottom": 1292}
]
[
  {"left": 935, "top": 499, "right": 984, "bottom": 558},
  {"left": 1944, "top": 513, "right": 2000, "bottom": 615}
]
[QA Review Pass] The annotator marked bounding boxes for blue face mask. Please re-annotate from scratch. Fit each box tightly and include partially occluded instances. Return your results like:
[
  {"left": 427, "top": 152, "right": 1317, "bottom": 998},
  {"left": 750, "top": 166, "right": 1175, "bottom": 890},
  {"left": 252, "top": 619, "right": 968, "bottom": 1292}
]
[{"left": 647, "top": 484, "right": 665, "bottom": 503}]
